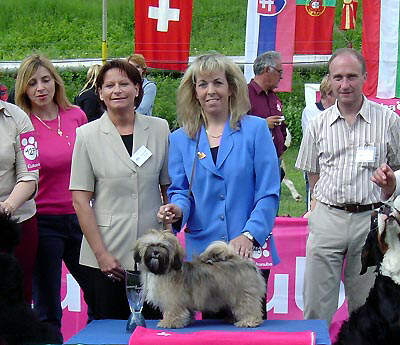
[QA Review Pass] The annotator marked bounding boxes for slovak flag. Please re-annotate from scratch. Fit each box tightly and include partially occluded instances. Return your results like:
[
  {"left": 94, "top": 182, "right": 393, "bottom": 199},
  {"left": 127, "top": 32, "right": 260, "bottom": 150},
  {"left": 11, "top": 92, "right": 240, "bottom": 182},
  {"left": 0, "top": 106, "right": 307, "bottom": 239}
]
[
  {"left": 135, "top": 0, "right": 193, "bottom": 71},
  {"left": 244, "top": 0, "right": 296, "bottom": 92}
]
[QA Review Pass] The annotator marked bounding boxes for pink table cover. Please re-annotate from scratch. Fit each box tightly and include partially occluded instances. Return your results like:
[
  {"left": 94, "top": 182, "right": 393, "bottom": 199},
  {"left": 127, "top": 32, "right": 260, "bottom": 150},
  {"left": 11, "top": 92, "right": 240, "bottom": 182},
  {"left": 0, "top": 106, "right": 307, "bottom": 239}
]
[{"left": 130, "top": 326, "right": 316, "bottom": 345}]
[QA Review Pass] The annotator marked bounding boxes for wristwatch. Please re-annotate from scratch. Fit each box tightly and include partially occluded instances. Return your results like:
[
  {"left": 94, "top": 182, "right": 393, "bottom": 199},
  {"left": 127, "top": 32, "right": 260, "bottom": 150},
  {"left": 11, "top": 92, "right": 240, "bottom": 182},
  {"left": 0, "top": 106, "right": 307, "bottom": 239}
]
[{"left": 242, "top": 231, "right": 254, "bottom": 242}]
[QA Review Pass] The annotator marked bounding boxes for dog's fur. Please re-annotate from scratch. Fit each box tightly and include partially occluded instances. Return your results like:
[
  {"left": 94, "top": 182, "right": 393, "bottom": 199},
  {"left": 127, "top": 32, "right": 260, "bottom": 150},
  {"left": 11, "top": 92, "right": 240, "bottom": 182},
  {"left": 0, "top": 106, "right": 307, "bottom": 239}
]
[
  {"left": 334, "top": 198, "right": 400, "bottom": 345},
  {"left": 0, "top": 214, "right": 60, "bottom": 345},
  {"left": 134, "top": 229, "right": 266, "bottom": 328}
]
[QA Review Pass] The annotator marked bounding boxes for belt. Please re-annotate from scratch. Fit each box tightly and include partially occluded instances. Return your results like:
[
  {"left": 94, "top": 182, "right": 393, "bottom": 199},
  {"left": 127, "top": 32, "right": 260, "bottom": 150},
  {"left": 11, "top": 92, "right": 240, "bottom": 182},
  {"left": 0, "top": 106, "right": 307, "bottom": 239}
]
[{"left": 328, "top": 202, "right": 383, "bottom": 213}]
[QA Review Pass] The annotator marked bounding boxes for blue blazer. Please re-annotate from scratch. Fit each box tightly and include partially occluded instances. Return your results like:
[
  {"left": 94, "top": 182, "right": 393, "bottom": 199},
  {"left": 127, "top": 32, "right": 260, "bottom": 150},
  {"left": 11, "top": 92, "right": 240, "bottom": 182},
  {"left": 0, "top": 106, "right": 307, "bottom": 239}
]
[{"left": 168, "top": 115, "right": 281, "bottom": 263}]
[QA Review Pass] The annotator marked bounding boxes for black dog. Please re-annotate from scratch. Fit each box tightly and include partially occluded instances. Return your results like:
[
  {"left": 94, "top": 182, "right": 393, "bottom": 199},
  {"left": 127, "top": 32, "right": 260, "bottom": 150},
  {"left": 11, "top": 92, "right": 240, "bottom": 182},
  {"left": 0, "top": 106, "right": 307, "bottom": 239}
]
[
  {"left": 0, "top": 214, "right": 60, "bottom": 345},
  {"left": 334, "top": 205, "right": 400, "bottom": 345}
]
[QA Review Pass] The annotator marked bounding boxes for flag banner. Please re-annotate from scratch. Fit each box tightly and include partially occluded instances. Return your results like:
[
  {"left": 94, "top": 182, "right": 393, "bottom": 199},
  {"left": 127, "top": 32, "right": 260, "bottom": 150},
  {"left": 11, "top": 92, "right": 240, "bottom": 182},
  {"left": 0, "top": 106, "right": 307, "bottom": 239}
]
[
  {"left": 294, "top": 0, "right": 336, "bottom": 55},
  {"left": 134, "top": 0, "right": 193, "bottom": 71},
  {"left": 340, "top": 0, "right": 358, "bottom": 30},
  {"left": 244, "top": 0, "right": 296, "bottom": 92},
  {"left": 362, "top": 0, "right": 400, "bottom": 99}
]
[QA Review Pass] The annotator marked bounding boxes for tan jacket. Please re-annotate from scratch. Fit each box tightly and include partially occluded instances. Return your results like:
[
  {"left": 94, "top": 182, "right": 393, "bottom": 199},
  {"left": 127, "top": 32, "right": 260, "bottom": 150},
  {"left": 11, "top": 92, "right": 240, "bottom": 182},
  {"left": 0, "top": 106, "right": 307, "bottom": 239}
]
[
  {"left": 69, "top": 112, "right": 170, "bottom": 269},
  {"left": 0, "top": 101, "right": 38, "bottom": 222}
]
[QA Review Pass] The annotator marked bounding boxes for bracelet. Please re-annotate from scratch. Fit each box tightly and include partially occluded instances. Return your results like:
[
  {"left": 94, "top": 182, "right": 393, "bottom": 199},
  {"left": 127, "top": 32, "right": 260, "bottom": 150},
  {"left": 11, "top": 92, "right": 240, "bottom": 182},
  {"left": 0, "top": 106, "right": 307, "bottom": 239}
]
[{"left": 242, "top": 231, "right": 254, "bottom": 242}]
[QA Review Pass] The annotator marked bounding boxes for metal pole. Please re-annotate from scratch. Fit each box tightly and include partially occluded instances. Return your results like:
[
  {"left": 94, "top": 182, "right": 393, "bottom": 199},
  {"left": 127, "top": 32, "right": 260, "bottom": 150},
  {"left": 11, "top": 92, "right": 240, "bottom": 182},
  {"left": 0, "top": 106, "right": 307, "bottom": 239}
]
[{"left": 102, "top": 0, "right": 107, "bottom": 65}]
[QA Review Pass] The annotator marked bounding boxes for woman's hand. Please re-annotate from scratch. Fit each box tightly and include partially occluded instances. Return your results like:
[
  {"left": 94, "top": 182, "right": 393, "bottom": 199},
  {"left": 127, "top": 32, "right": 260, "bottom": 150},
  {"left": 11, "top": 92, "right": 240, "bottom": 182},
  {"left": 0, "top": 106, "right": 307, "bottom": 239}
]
[
  {"left": 230, "top": 235, "right": 253, "bottom": 258},
  {"left": 0, "top": 201, "right": 15, "bottom": 216},
  {"left": 157, "top": 203, "right": 182, "bottom": 224},
  {"left": 95, "top": 250, "right": 125, "bottom": 282}
]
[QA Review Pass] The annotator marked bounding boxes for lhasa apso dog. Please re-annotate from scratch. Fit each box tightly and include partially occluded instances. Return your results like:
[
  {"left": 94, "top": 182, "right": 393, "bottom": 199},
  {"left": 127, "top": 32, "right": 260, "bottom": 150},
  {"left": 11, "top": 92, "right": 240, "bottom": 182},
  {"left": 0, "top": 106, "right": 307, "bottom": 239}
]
[{"left": 134, "top": 229, "right": 265, "bottom": 328}]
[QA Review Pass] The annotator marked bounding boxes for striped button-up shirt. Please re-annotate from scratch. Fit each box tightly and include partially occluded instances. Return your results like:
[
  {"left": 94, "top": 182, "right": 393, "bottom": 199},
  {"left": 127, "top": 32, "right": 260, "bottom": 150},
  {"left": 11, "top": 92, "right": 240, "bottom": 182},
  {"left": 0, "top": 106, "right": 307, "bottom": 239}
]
[{"left": 295, "top": 97, "right": 400, "bottom": 206}]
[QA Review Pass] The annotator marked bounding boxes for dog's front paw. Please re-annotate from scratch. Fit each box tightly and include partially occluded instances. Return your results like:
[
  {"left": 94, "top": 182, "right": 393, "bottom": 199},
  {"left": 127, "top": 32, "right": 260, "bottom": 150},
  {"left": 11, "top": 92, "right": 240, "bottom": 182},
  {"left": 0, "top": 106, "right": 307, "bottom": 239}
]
[
  {"left": 234, "top": 318, "right": 262, "bottom": 328},
  {"left": 157, "top": 318, "right": 186, "bottom": 329}
]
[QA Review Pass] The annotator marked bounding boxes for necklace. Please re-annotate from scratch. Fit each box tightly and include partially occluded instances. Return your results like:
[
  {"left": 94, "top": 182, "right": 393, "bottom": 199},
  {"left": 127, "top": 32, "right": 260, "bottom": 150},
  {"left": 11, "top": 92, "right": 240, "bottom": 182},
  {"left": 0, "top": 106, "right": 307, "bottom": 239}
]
[
  {"left": 32, "top": 113, "right": 63, "bottom": 136},
  {"left": 206, "top": 130, "right": 222, "bottom": 139}
]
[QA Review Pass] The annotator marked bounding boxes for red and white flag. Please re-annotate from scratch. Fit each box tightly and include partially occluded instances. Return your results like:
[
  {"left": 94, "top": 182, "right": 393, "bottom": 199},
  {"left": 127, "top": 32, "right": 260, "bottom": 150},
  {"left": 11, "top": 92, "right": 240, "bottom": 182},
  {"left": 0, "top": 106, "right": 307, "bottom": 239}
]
[
  {"left": 134, "top": 0, "right": 193, "bottom": 71},
  {"left": 340, "top": 0, "right": 358, "bottom": 30},
  {"left": 362, "top": 0, "right": 400, "bottom": 98}
]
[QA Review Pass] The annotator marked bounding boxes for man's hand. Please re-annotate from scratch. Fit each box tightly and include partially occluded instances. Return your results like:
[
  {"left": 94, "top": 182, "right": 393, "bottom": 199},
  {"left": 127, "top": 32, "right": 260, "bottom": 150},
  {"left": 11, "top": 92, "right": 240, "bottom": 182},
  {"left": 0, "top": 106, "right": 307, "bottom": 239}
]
[
  {"left": 370, "top": 163, "right": 396, "bottom": 200},
  {"left": 266, "top": 115, "right": 284, "bottom": 129}
]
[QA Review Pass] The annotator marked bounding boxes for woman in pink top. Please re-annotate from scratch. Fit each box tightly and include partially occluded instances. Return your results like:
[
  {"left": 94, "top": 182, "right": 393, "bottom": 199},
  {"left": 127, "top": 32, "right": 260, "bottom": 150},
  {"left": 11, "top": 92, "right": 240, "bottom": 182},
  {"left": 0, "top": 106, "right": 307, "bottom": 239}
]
[{"left": 15, "top": 55, "right": 88, "bottom": 343}]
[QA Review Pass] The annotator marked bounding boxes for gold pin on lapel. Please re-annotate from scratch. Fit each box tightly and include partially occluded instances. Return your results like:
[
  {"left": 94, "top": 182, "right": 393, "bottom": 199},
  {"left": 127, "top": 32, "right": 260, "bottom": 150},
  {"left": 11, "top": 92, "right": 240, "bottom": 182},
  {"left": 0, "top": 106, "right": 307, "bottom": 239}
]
[{"left": 197, "top": 152, "right": 206, "bottom": 159}]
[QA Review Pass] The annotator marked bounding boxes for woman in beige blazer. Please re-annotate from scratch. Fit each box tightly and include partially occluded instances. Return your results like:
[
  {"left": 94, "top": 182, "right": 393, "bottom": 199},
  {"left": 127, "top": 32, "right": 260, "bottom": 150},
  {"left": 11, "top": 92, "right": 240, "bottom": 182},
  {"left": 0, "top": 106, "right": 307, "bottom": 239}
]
[{"left": 69, "top": 60, "right": 170, "bottom": 320}]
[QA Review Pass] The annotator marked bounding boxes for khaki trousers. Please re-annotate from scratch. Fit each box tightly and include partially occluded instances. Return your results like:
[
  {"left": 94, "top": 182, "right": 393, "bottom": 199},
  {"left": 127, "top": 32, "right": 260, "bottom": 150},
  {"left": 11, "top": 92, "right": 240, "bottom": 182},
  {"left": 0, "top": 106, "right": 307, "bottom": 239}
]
[{"left": 303, "top": 201, "right": 376, "bottom": 325}]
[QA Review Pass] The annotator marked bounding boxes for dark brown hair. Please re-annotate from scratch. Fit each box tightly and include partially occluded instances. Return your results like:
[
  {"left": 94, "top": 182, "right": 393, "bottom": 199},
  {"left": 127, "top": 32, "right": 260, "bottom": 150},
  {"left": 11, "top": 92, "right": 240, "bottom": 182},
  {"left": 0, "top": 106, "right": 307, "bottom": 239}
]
[{"left": 96, "top": 59, "right": 144, "bottom": 109}]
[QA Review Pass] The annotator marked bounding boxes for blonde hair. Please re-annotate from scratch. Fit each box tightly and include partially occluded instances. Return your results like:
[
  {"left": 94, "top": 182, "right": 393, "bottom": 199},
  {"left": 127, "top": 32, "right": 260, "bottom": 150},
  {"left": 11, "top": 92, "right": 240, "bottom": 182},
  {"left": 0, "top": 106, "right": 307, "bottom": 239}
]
[
  {"left": 78, "top": 64, "right": 101, "bottom": 96},
  {"left": 319, "top": 75, "right": 332, "bottom": 99},
  {"left": 177, "top": 53, "right": 250, "bottom": 139},
  {"left": 15, "top": 54, "right": 72, "bottom": 113},
  {"left": 127, "top": 54, "right": 147, "bottom": 75}
]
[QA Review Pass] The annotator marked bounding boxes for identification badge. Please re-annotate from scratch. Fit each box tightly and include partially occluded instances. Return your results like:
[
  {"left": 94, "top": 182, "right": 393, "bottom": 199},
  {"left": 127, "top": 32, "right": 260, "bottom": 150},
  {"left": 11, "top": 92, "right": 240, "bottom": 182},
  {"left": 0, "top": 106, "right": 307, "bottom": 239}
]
[
  {"left": 131, "top": 145, "right": 152, "bottom": 167},
  {"left": 20, "top": 131, "right": 40, "bottom": 171},
  {"left": 355, "top": 146, "right": 376, "bottom": 163}
]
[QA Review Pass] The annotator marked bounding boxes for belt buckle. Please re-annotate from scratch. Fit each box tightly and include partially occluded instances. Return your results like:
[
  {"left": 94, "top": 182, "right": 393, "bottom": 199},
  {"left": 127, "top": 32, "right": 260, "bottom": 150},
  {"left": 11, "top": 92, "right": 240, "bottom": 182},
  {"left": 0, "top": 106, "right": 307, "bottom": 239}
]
[{"left": 344, "top": 204, "right": 359, "bottom": 212}]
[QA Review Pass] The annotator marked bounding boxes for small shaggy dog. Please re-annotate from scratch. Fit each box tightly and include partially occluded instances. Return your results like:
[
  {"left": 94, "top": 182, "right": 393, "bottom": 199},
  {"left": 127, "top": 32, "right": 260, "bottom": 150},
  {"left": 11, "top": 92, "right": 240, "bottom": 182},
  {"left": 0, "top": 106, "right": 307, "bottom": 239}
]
[
  {"left": 134, "top": 229, "right": 266, "bottom": 329},
  {"left": 334, "top": 198, "right": 400, "bottom": 345},
  {"left": 0, "top": 214, "right": 59, "bottom": 345}
]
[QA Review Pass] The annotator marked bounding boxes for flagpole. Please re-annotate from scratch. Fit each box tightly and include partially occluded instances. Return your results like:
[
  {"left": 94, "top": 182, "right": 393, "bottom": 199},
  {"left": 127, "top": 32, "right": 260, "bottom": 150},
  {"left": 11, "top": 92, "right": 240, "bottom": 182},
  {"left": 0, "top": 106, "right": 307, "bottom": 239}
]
[{"left": 102, "top": 0, "right": 107, "bottom": 65}]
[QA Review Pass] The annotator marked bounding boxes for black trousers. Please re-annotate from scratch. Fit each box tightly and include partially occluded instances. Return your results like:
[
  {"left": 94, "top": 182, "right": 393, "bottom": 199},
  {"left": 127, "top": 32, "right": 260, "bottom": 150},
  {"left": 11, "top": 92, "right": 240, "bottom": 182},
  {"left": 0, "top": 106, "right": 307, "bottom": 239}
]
[
  {"left": 33, "top": 214, "right": 90, "bottom": 343},
  {"left": 83, "top": 266, "right": 162, "bottom": 320}
]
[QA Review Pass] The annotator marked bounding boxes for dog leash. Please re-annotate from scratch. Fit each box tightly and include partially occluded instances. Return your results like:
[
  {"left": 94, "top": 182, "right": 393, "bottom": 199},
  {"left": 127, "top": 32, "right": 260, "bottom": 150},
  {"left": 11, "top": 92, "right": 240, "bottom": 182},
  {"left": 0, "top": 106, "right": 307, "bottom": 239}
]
[
  {"left": 188, "top": 129, "right": 201, "bottom": 198},
  {"left": 184, "top": 130, "right": 201, "bottom": 234}
]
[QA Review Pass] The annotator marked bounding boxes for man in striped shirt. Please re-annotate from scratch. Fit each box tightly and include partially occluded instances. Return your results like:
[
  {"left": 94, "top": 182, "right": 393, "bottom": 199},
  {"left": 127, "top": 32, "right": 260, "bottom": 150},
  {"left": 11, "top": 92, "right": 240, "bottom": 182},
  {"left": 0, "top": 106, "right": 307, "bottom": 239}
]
[{"left": 296, "top": 48, "right": 400, "bottom": 326}]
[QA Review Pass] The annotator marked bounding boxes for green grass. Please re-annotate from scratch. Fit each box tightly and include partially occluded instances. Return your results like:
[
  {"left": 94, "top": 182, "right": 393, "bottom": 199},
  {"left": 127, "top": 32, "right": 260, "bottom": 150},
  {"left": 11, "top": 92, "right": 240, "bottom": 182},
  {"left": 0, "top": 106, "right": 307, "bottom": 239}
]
[{"left": 279, "top": 146, "right": 307, "bottom": 217}]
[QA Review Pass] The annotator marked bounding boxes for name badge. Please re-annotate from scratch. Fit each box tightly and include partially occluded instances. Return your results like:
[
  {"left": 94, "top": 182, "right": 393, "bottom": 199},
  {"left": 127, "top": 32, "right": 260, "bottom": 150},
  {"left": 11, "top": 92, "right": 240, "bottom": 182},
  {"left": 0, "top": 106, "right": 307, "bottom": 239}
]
[
  {"left": 355, "top": 146, "right": 376, "bottom": 163},
  {"left": 131, "top": 145, "right": 152, "bottom": 167},
  {"left": 20, "top": 131, "right": 40, "bottom": 171}
]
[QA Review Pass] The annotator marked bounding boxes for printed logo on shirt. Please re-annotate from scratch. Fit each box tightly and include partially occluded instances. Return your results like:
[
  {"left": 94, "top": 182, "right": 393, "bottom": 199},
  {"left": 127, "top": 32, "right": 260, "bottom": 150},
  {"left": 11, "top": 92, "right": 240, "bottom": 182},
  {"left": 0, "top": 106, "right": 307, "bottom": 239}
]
[
  {"left": 20, "top": 131, "right": 40, "bottom": 171},
  {"left": 277, "top": 103, "right": 282, "bottom": 112}
]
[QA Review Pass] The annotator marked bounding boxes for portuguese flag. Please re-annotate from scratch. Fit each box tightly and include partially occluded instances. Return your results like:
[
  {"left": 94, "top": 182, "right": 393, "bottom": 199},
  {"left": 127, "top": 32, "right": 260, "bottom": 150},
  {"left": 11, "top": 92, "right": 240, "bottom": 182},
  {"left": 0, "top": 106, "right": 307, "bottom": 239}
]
[
  {"left": 294, "top": 0, "right": 336, "bottom": 55},
  {"left": 363, "top": 0, "right": 400, "bottom": 99}
]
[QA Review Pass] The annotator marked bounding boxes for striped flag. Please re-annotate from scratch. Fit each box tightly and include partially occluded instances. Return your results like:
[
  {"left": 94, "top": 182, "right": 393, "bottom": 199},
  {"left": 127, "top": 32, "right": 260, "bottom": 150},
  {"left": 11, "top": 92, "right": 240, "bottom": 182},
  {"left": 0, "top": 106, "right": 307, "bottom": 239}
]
[
  {"left": 362, "top": 0, "right": 400, "bottom": 98},
  {"left": 340, "top": 0, "right": 358, "bottom": 30},
  {"left": 244, "top": 0, "right": 296, "bottom": 92},
  {"left": 294, "top": 0, "right": 336, "bottom": 55}
]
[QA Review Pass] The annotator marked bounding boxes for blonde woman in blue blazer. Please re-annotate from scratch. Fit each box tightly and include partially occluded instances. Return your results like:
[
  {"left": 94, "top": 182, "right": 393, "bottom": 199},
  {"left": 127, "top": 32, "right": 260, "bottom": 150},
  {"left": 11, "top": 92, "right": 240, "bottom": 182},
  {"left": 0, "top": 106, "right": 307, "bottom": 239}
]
[{"left": 158, "top": 53, "right": 280, "bottom": 317}]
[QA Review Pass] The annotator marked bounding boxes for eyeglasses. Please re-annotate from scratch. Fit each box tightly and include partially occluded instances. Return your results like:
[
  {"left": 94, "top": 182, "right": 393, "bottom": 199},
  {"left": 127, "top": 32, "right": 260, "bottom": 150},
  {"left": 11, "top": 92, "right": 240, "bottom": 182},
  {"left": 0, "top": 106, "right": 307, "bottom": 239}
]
[{"left": 269, "top": 66, "right": 283, "bottom": 76}]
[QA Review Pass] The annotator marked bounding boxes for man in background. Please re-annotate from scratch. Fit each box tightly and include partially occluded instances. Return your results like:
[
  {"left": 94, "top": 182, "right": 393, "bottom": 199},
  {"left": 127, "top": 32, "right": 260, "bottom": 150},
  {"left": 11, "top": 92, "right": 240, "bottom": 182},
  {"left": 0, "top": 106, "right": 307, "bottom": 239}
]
[
  {"left": 301, "top": 75, "right": 336, "bottom": 210},
  {"left": 248, "top": 51, "right": 287, "bottom": 180}
]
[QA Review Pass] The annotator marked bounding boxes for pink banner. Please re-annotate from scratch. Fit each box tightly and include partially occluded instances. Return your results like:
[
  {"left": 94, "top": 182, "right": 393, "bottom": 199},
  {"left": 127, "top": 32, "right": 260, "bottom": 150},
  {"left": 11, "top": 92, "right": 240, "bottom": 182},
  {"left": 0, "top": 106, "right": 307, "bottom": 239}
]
[
  {"left": 61, "top": 217, "right": 347, "bottom": 342},
  {"left": 367, "top": 97, "right": 400, "bottom": 115},
  {"left": 130, "top": 326, "right": 316, "bottom": 345},
  {"left": 61, "top": 264, "right": 88, "bottom": 341}
]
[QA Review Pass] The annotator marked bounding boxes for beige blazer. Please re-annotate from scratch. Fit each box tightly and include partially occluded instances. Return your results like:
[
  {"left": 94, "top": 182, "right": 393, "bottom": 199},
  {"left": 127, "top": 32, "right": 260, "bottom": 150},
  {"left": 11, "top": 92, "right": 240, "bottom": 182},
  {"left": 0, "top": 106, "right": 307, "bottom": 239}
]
[{"left": 69, "top": 112, "right": 170, "bottom": 269}]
